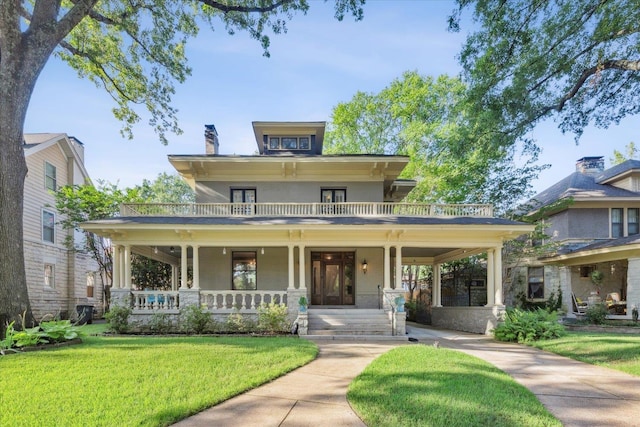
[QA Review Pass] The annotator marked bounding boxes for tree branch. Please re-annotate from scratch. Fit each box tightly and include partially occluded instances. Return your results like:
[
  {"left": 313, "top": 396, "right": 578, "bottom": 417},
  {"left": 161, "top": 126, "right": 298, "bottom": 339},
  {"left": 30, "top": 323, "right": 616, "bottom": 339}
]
[{"left": 198, "top": 0, "right": 296, "bottom": 14}]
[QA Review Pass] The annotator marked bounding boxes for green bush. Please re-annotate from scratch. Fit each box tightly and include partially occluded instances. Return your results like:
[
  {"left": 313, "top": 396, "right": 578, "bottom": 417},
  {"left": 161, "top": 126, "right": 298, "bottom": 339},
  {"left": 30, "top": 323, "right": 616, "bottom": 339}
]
[
  {"left": 585, "top": 303, "right": 608, "bottom": 325},
  {"left": 39, "top": 319, "right": 83, "bottom": 342},
  {"left": 494, "top": 308, "right": 565, "bottom": 343},
  {"left": 104, "top": 305, "right": 132, "bottom": 333},
  {"left": 257, "top": 303, "right": 290, "bottom": 334},
  {"left": 180, "top": 305, "right": 215, "bottom": 334},
  {"left": 225, "top": 311, "right": 256, "bottom": 333},
  {"left": 148, "top": 313, "right": 174, "bottom": 334}
]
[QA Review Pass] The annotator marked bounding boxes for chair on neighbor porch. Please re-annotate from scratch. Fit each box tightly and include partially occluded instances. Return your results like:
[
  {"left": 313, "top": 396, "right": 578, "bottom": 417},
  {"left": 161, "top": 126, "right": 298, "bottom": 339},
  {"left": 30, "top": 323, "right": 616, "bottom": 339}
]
[
  {"left": 571, "top": 293, "right": 588, "bottom": 316},
  {"left": 605, "top": 292, "right": 627, "bottom": 315}
]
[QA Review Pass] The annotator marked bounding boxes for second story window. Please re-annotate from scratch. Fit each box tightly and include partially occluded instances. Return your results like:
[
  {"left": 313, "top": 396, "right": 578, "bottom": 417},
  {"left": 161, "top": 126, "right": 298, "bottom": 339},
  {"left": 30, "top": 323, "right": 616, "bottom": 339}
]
[
  {"left": 321, "top": 189, "right": 346, "bottom": 203},
  {"left": 611, "top": 208, "right": 623, "bottom": 238},
  {"left": 45, "top": 162, "right": 57, "bottom": 191},
  {"left": 42, "top": 210, "right": 55, "bottom": 243},
  {"left": 231, "top": 189, "right": 256, "bottom": 215},
  {"left": 629, "top": 208, "right": 639, "bottom": 236}
]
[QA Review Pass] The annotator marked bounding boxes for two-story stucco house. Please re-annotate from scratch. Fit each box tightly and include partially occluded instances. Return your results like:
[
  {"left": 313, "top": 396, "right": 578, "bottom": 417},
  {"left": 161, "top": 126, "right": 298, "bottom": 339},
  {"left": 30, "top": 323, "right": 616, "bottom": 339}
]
[
  {"left": 513, "top": 156, "right": 640, "bottom": 319},
  {"left": 23, "top": 133, "right": 101, "bottom": 320},
  {"left": 81, "top": 122, "right": 532, "bottom": 335}
]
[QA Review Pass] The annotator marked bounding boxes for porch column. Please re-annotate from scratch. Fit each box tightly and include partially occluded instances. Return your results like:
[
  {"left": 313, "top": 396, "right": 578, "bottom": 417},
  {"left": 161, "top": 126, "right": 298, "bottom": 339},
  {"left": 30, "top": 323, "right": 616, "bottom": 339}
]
[
  {"left": 384, "top": 245, "right": 391, "bottom": 290},
  {"left": 558, "top": 266, "right": 572, "bottom": 314},
  {"left": 192, "top": 245, "right": 200, "bottom": 289},
  {"left": 180, "top": 245, "right": 188, "bottom": 289},
  {"left": 494, "top": 245, "right": 503, "bottom": 306},
  {"left": 171, "top": 265, "right": 178, "bottom": 291},
  {"left": 123, "top": 245, "right": 131, "bottom": 289},
  {"left": 486, "top": 249, "right": 495, "bottom": 306},
  {"left": 627, "top": 257, "right": 640, "bottom": 319},
  {"left": 395, "top": 245, "right": 403, "bottom": 290},
  {"left": 112, "top": 245, "right": 121, "bottom": 289},
  {"left": 288, "top": 245, "right": 295, "bottom": 289},
  {"left": 433, "top": 263, "right": 442, "bottom": 307},
  {"left": 298, "top": 245, "right": 306, "bottom": 290}
]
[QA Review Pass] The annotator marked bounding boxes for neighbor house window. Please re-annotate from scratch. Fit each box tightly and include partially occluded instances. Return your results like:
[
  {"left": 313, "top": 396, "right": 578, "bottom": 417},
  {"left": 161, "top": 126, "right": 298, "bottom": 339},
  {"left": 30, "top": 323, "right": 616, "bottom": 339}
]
[
  {"left": 527, "top": 266, "right": 544, "bottom": 299},
  {"left": 42, "top": 210, "right": 55, "bottom": 243},
  {"left": 86, "top": 272, "right": 95, "bottom": 298},
  {"left": 232, "top": 251, "right": 257, "bottom": 290},
  {"left": 628, "top": 208, "right": 639, "bottom": 235},
  {"left": 611, "top": 208, "right": 623, "bottom": 237},
  {"left": 45, "top": 162, "right": 57, "bottom": 191},
  {"left": 44, "top": 264, "right": 55, "bottom": 288}
]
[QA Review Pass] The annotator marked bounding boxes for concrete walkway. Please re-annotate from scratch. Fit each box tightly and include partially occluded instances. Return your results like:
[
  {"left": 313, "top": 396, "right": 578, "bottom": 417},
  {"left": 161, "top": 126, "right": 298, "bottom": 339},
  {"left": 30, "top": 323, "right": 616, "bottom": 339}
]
[{"left": 174, "top": 325, "right": 640, "bottom": 427}]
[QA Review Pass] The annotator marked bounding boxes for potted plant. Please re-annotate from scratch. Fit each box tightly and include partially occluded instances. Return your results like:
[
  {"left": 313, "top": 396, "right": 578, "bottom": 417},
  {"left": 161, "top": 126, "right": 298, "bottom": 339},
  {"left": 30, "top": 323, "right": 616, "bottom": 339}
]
[
  {"left": 590, "top": 270, "right": 604, "bottom": 295},
  {"left": 298, "top": 296, "right": 308, "bottom": 312}
]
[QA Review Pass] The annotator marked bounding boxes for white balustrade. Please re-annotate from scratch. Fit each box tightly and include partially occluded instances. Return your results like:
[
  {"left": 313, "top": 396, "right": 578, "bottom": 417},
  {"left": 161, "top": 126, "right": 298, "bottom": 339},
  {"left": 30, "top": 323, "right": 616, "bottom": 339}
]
[
  {"left": 200, "top": 290, "right": 288, "bottom": 312},
  {"left": 121, "top": 202, "right": 493, "bottom": 218},
  {"left": 132, "top": 290, "right": 179, "bottom": 311}
]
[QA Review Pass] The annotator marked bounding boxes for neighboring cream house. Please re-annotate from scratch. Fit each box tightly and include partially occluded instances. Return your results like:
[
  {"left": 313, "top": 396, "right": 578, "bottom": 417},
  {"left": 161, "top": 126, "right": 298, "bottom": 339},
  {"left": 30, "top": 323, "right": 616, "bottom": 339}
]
[
  {"left": 513, "top": 156, "right": 640, "bottom": 319},
  {"left": 82, "top": 122, "right": 532, "bottom": 335},
  {"left": 23, "top": 133, "right": 101, "bottom": 320}
]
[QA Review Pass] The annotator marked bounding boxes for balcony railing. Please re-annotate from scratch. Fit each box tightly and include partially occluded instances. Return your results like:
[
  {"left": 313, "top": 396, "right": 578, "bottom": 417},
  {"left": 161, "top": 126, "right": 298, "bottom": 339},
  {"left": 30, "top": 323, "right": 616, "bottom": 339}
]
[{"left": 120, "top": 202, "right": 493, "bottom": 218}]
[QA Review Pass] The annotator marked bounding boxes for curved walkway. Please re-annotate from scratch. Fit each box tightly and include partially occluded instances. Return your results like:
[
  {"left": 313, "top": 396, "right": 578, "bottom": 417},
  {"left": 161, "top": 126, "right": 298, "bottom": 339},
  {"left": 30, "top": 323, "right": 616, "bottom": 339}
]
[{"left": 174, "top": 325, "right": 640, "bottom": 427}]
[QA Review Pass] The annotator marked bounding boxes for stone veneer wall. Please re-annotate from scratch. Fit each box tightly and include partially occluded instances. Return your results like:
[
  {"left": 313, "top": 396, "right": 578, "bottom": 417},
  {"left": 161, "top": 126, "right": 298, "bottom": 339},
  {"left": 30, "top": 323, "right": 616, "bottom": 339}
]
[{"left": 431, "top": 306, "right": 505, "bottom": 335}]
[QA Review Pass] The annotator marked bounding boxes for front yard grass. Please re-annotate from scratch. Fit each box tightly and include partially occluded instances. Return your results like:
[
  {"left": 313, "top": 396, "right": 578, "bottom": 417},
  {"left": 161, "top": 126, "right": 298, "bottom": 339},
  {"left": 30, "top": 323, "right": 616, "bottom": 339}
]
[
  {"left": 530, "top": 331, "right": 640, "bottom": 376},
  {"left": 0, "top": 332, "right": 317, "bottom": 426},
  {"left": 347, "top": 345, "right": 561, "bottom": 427}
]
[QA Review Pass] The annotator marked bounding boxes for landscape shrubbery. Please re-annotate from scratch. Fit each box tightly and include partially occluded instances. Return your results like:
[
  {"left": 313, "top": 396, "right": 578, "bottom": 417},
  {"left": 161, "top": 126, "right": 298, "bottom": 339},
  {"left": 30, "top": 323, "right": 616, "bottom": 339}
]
[
  {"left": 494, "top": 308, "right": 566, "bottom": 343},
  {"left": 0, "top": 317, "right": 84, "bottom": 355}
]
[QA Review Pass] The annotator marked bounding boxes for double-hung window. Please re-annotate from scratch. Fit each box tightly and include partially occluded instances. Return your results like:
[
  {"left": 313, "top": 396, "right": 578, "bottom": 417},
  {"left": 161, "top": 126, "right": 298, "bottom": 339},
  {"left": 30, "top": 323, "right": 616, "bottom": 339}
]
[
  {"left": 45, "top": 162, "right": 57, "bottom": 191},
  {"left": 44, "top": 264, "right": 55, "bottom": 288},
  {"left": 527, "top": 266, "right": 544, "bottom": 299},
  {"left": 232, "top": 251, "right": 257, "bottom": 290},
  {"left": 611, "top": 208, "right": 624, "bottom": 238},
  {"left": 628, "top": 208, "right": 639, "bottom": 236},
  {"left": 42, "top": 210, "right": 55, "bottom": 243}
]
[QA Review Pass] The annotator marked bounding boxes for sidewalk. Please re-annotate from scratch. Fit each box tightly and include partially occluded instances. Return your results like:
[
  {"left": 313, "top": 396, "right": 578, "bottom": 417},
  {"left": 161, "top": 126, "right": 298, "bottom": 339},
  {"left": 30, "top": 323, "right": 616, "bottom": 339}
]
[{"left": 174, "top": 325, "right": 640, "bottom": 427}]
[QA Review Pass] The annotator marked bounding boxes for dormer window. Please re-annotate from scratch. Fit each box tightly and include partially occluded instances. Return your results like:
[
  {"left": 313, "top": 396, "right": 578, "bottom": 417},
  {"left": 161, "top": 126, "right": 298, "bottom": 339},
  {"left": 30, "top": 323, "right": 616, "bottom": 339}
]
[{"left": 268, "top": 136, "right": 311, "bottom": 151}]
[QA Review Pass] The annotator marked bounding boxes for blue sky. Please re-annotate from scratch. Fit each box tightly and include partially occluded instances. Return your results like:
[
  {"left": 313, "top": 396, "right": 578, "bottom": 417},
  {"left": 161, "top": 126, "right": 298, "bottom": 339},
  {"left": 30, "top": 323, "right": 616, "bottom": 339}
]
[{"left": 24, "top": 0, "right": 637, "bottom": 198}]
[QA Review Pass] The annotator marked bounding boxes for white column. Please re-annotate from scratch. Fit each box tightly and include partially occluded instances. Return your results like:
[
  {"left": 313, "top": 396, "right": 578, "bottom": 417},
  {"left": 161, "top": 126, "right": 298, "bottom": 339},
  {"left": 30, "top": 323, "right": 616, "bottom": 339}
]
[
  {"left": 298, "top": 245, "right": 306, "bottom": 290},
  {"left": 494, "top": 245, "right": 503, "bottom": 306},
  {"left": 627, "top": 257, "right": 640, "bottom": 319},
  {"left": 384, "top": 245, "right": 391, "bottom": 289},
  {"left": 171, "top": 265, "right": 178, "bottom": 291},
  {"left": 395, "top": 245, "right": 403, "bottom": 290},
  {"left": 124, "top": 245, "right": 131, "bottom": 289},
  {"left": 192, "top": 245, "right": 200, "bottom": 290},
  {"left": 112, "top": 245, "right": 121, "bottom": 289},
  {"left": 180, "top": 245, "right": 188, "bottom": 289},
  {"left": 288, "top": 245, "right": 295, "bottom": 289},
  {"left": 486, "top": 249, "right": 495, "bottom": 306},
  {"left": 433, "top": 263, "right": 441, "bottom": 307}
]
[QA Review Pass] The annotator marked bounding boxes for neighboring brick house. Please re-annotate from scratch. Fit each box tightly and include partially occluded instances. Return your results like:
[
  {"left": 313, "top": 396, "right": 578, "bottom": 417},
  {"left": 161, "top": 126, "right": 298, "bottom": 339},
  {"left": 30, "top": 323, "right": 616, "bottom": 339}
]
[
  {"left": 23, "top": 133, "right": 101, "bottom": 320},
  {"left": 82, "top": 121, "right": 532, "bottom": 335},
  {"left": 512, "top": 156, "right": 640, "bottom": 319}
]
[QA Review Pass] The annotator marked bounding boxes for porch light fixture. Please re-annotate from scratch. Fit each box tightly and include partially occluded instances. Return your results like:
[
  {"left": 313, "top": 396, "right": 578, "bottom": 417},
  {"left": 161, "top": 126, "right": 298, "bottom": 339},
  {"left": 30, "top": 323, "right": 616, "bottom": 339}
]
[
  {"left": 362, "top": 260, "right": 368, "bottom": 274},
  {"left": 223, "top": 247, "right": 226, "bottom": 255},
  {"left": 261, "top": 247, "right": 264, "bottom": 255},
  {"left": 153, "top": 246, "right": 158, "bottom": 254},
  {"left": 170, "top": 246, "right": 175, "bottom": 253}
]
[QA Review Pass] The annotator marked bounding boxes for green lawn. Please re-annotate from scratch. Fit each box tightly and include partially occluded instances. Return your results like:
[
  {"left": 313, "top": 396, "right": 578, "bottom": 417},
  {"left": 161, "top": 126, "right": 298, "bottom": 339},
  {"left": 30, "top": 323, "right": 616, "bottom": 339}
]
[
  {"left": 530, "top": 331, "right": 640, "bottom": 376},
  {"left": 347, "top": 345, "right": 561, "bottom": 427},
  {"left": 0, "top": 331, "right": 317, "bottom": 427}
]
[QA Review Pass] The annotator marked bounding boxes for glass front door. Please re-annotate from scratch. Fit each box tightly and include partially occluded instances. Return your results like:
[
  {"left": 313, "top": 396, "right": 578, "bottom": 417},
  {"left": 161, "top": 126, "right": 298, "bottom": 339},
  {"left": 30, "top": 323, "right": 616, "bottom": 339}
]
[{"left": 311, "top": 252, "right": 355, "bottom": 305}]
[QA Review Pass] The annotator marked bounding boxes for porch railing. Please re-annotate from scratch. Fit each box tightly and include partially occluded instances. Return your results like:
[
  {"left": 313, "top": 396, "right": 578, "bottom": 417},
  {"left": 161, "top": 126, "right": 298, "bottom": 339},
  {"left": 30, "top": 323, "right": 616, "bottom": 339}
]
[
  {"left": 120, "top": 202, "right": 493, "bottom": 218},
  {"left": 132, "top": 290, "right": 179, "bottom": 311},
  {"left": 200, "top": 290, "right": 287, "bottom": 312}
]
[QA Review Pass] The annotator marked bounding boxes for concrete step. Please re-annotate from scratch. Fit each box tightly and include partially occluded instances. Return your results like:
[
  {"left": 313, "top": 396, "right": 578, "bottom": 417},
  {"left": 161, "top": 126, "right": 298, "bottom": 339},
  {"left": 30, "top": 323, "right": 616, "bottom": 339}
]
[{"left": 306, "top": 308, "right": 393, "bottom": 336}]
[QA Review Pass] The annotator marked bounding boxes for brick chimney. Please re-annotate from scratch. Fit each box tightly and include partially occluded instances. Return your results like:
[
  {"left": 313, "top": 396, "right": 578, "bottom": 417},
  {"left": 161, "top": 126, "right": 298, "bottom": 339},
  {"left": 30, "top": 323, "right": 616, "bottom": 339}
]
[
  {"left": 576, "top": 156, "right": 604, "bottom": 175},
  {"left": 204, "top": 124, "right": 219, "bottom": 154}
]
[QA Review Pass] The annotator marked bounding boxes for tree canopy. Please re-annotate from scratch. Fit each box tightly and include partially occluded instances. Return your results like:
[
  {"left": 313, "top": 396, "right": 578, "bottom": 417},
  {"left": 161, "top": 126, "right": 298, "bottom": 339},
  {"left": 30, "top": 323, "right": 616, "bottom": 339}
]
[
  {"left": 451, "top": 0, "right": 640, "bottom": 142},
  {"left": 324, "top": 71, "right": 546, "bottom": 213},
  {"left": 610, "top": 141, "right": 639, "bottom": 165},
  {"left": 0, "top": 0, "right": 365, "bottom": 329}
]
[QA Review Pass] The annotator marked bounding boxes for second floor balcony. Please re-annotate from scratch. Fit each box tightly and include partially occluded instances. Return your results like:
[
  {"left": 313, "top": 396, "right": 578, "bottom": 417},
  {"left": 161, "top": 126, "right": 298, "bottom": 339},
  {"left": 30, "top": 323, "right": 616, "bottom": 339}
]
[{"left": 120, "top": 202, "right": 494, "bottom": 218}]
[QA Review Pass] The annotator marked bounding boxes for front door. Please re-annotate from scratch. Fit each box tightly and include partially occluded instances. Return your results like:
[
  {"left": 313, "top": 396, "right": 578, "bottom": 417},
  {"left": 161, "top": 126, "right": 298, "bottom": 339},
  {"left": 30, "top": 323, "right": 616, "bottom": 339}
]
[{"left": 311, "top": 252, "right": 355, "bottom": 305}]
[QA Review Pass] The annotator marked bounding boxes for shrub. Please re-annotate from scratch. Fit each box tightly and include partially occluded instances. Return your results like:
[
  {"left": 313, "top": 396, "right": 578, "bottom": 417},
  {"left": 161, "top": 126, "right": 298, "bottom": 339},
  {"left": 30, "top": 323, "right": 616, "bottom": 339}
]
[
  {"left": 585, "top": 303, "right": 608, "bottom": 325},
  {"left": 104, "top": 305, "right": 132, "bottom": 333},
  {"left": 148, "top": 313, "right": 174, "bottom": 334},
  {"left": 494, "top": 308, "right": 565, "bottom": 343},
  {"left": 257, "top": 303, "right": 290, "bottom": 334},
  {"left": 39, "top": 319, "right": 83, "bottom": 342},
  {"left": 225, "top": 311, "right": 256, "bottom": 333},
  {"left": 180, "top": 305, "right": 214, "bottom": 334}
]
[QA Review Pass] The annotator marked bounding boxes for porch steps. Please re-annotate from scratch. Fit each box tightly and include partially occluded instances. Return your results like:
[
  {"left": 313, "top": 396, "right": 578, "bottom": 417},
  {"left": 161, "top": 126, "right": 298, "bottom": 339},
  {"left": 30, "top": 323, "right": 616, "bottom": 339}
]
[{"left": 305, "top": 308, "right": 405, "bottom": 340}]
